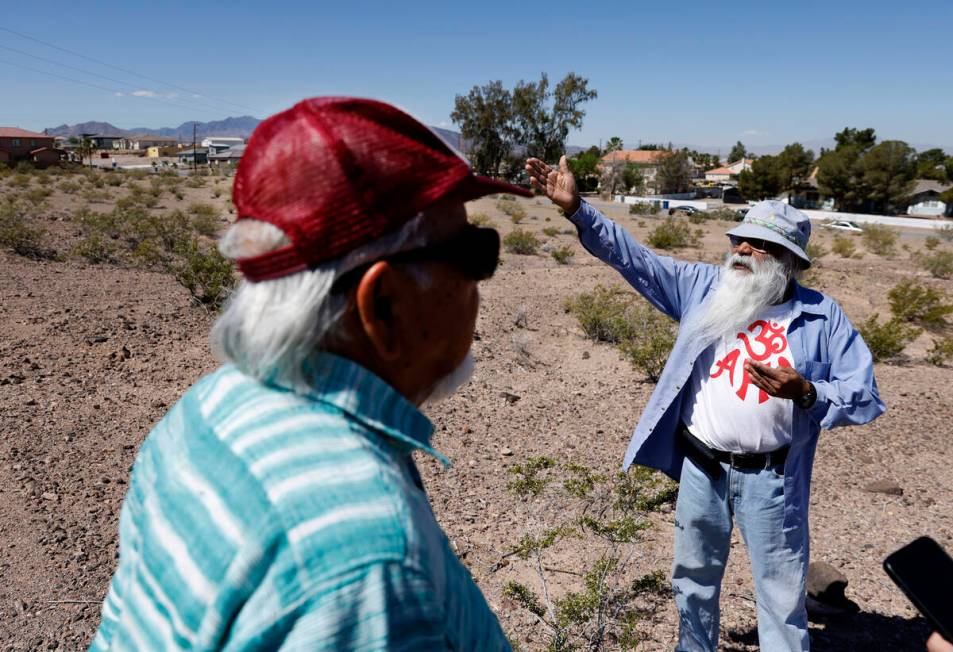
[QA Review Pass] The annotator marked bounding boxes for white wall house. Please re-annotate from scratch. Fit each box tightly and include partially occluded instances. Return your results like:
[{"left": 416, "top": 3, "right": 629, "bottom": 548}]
[
  {"left": 704, "top": 158, "right": 753, "bottom": 185},
  {"left": 201, "top": 136, "right": 245, "bottom": 149},
  {"left": 906, "top": 180, "right": 953, "bottom": 217}
]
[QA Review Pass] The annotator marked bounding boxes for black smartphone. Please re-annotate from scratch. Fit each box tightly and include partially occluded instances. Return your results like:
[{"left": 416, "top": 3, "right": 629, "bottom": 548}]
[{"left": 883, "top": 536, "right": 953, "bottom": 643}]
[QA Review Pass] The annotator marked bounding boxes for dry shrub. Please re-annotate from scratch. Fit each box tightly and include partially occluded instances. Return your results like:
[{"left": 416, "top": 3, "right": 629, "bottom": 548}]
[
  {"left": 503, "top": 228, "right": 540, "bottom": 255},
  {"left": 543, "top": 226, "right": 560, "bottom": 237},
  {"left": 468, "top": 212, "right": 494, "bottom": 227},
  {"left": 0, "top": 201, "right": 54, "bottom": 259},
  {"left": 926, "top": 337, "right": 953, "bottom": 366},
  {"left": 647, "top": 218, "right": 699, "bottom": 249},
  {"left": 565, "top": 285, "right": 675, "bottom": 382},
  {"left": 916, "top": 249, "right": 953, "bottom": 279},
  {"left": 497, "top": 197, "right": 527, "bottom": 223},
  {"left": 831, "top": 235, "right": 859, "bottom": 258},
  {"left": 628, "top": 202, "right": 658, "bottom": 216},
  {"left": 862, "top": 223, "right": 898, "bottom": 257},
  {"left": 887, "top": 279, "right": 952, "bottom": 329},
  {"left": 550, "top": 244, "right": 574, "bottom": 265},
  {"left": 188, "top": 203, "right": 221, "bottom": 236},
  {"left": 858, "top": 314, "right": 921, "bottom": 362},
  {"left": 171, "top": 236, "right": 235, "bottom": 309}
]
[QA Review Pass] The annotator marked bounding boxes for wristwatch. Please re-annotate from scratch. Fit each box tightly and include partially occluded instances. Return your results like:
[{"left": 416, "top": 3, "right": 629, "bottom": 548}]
[{"left": 796, "top": 382, "right": 817, "bottom": 409}]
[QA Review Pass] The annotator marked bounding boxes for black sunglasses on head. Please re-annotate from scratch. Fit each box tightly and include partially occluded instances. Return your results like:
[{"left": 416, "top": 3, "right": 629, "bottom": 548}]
[{"left": 332, "top": 224, "right": 500, "bottom": 293}]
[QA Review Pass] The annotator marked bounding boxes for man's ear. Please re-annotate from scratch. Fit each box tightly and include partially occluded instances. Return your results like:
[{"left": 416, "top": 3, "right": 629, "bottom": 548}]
[{"left": 354, "top": 261, "right": 403, "bottom": 362}]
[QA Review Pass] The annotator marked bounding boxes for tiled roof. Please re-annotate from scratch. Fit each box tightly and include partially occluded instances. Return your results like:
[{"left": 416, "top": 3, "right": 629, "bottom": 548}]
[
  {"left": 0, "top": 127, "right": 53, "bottom": 138},
  {"left": 601, "top": 150, "right": 671, "bottom": 164},
  {"left": 705, "top": 166, "right": 734, "bottom": 175},
  {"left": 912, "top": 179, "right": 953, "bottom": 194}
]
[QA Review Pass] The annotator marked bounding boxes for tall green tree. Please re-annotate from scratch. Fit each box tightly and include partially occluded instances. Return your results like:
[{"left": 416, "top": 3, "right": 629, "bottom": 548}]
[
  {"left": 816, "top": 145, "right": 868, "bottom": 212},
  {"left": 728, "top": 141, "right": 747, "bottom": 163},
  {"left": 916, "top": 148, "right": 949, "bottom": 181},
  {"left": 738, "top": 156, "right": 782, "bottom": 200},
  {"left": 861, "top": 140, "right": 917, "bottom": 214},
  {"left": 656, "top": 151, "right": 693, "bottom": 194},
  {"left": 450, "top": 80, "right": 515, "bottom": 177},
  {"left": 834, "top": 127, "right": 876, "bottom": 152},
  {"left": 604, "top": 136, "right": 623, "bottom": 153},
  {"left": 567, "top": 146, "right": 602, "bottom": 192},
  {"left": 510, "top": 72, "right": 598, "bottom": 162},
  {"left": 775, "top": 143, "right": 815, "bottom": 188}
]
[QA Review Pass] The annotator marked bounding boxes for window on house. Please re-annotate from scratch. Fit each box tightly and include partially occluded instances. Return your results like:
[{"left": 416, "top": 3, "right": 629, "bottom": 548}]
[
  {"left": 30, "top": 139, "right": 36, "bottom": 147},
  {"left": 11, "top": 139, "right": 20, "bottom": 147}
]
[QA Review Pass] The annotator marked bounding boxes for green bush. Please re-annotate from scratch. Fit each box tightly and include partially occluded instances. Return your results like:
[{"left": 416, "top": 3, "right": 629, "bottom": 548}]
[
  {"left": 831, "top": 235, "right": 859, "bottom": 258},
  {"left": 858, "top": 313, "right": 921, "bottom": 362},
  {"left": 171, "top": 236, "right": 235, "bottom": 309},
  {"left": 705, "top": 207, "right": 739, "bottom": 222},
  {"left": 104, "top": 173, "right": 124, "bottom": 187},
  {"left": 188, "top": 202, "right": 220, "bottom": 236},
  {"left": 618, "top": 303, "right": 676, "bottom": 382},
  {"left": 565, "top": 285, "right": 638, "bottom": 343},
  {"left": 550, "top": 244, "right": 574, "bottom": 265},
  {"left": 542, "top": 226, "right": 560, "bottom": 237},
  {"left": 647, "top": 218, "right": 699, "bottom": 249},
  {"left": 10, "top": 173, "right": 32, "bottom": 188},
  {"left": 926, "top": 337, "right": 953, "bottom": 366},
  {"left": 506, "top": 456, "right": 556, "bottom": 496},
  {"left": 0, "top": 202, "right": 52, "bottom": 259},
  {"left": 917, "top": 249, "right": 953, "bottom": 279},
  {"left": 628, "top": 202, "right": 658, "bottom": 216},
  {"left": 887, "top": 279, "right": 952, "bottom": 328},
  {"left": 468, "top": 212, "right": 493, "bottom": 227},
  {"left": 497, "top": 198, "right": 526, "bottom": 223},
  {"left": 925, "top": 236, "right": 941, "bottom": 250},
  {"left": 503, "top": 228, "right": 540, "bottom": 255},
  {"left": 565, "top": 285, "right": 676, "bottom": 382},
  {"left": 862, "top": 223, "right": 899, "bottom": 257},
  {"left": 73, "top": 234, "right": 119, "bottom": 264},
  {"left": 805, "top": 242, "right": 827, "bottom": 261},
  {"left": 59, "top": 180, "right": 81, "bottom": 194}
]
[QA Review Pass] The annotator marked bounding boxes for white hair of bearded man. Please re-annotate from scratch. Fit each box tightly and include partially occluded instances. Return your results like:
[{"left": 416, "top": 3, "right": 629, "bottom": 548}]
[
  {"left": 418, "top": 350, "right": 476, "bottom": 406},
  {"left": 211, "top": 213, "right": 437, "bottom": 395},
  {"left": 686, "top": 250, "right": 800, "bottom": 345}
]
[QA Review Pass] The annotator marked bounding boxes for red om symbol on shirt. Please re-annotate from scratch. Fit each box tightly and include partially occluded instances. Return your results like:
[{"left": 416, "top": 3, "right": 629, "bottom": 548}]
[{"left": 710, "top": 320, "right": 791, "bottom": 403}]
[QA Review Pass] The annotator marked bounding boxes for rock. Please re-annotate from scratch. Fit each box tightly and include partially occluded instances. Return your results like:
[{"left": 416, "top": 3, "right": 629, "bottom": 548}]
[
  {"left": 41, "top": 492, "right": 57, "bottom": 501},
  {"left": 864, "top": 480, "right": 903, "bottom": 496},
  {"left": 501, "top": 447, "right": 513, "bottom": 456},
  {"left": 806, "top": 561, "right": 858, "bottom": 617},
  {"left": 500, "top": 392, "right": 521, "bottom": 405},
  {"left": 582, "top": 351, "right": 590, "bottom": 360}
]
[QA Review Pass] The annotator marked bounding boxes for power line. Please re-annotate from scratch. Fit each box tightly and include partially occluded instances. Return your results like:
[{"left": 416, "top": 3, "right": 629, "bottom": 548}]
[
  {"left": 0, "top": 25, "right": 259, "bottom": 115},
  {"left": 0, "top": 57, "right": 225, "bottom": 119},
  {"left": 0, "top": 43, "right": 256, "bottom": 118}
]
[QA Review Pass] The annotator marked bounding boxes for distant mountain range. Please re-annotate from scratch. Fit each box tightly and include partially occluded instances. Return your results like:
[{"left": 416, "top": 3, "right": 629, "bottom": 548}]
[{"left": 44, "top": 116, "right": 262, "bottom": 141}]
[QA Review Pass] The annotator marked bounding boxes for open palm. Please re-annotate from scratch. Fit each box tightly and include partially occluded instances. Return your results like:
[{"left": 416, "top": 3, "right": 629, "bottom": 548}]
[{"left": 525, "top": 156, "right": 580, "bottom": 215}]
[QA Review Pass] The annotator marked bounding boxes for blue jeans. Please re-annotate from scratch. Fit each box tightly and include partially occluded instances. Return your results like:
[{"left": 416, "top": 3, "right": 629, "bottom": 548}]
[{"left": 672, "top": 456, "right": 809, "bottom": 652}]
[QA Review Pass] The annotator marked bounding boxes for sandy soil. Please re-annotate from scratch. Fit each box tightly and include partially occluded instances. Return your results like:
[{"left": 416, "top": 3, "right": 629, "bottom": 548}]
[{"left": 1, "top": 172, "right": 950, "bottom": 651}]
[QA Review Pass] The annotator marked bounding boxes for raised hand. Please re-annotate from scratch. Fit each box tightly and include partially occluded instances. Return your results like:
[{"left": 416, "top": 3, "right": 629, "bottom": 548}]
[{"left": 525, "top": 155, "right": 580, "bottom": 216}]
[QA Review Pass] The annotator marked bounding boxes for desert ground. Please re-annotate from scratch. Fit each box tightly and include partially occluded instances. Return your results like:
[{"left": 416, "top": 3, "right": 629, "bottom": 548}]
[{"left": 1, "top": 165, "right": 951, "bottom": 651}]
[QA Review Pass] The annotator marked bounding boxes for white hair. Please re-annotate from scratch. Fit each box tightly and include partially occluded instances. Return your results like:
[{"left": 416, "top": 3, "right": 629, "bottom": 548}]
[
  {"left": 686, "top": 250, "right": 800, "bottom": 345},
  {"left": 211, "top": 214, "right": 434, "bottom": 394}
]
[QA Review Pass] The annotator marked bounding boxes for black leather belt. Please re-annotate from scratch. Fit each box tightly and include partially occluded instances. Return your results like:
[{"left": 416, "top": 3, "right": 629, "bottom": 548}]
[{"left": 679, "top": 424, "right": 788, "bottom": 476}]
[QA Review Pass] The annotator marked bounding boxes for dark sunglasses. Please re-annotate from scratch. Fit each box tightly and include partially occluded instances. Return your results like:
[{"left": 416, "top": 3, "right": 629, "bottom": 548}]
[
  {"left": 332, "top": 224, "right": 500, "bottom": 293},
  {"left": 729, "top": 235, "right": 785, "bottom": 255}
]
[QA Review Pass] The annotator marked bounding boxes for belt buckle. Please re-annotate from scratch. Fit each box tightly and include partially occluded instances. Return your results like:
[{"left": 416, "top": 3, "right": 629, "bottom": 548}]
[{"left": 729, "top": 452, "right": 759, "bottom": 469}]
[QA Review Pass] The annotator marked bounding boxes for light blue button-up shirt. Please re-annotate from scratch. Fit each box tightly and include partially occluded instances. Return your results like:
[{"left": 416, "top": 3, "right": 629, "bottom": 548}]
[{"left": 568, "top": 201, "right": 885, "bottom": 530}]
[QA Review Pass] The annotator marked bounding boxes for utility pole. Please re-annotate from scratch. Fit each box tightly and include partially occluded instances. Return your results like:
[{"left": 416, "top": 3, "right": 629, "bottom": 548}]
[{"left": 192, "top": 122, "right": 197, "bottom": 174}]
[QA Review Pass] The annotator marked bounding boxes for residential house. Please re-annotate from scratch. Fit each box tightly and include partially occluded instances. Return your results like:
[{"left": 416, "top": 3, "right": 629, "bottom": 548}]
[
  {"left": 122, "top": 135, "right": 179, "bottom": 150},
  {"left": 88, "top": 133, "right": 126, "bottom": 150},
  {"left": 178, "top": 148, "right": 209, "bottom": 165},
  {"left": 0, "top": 128, "right": 57, "bottom": 165},
  {"left": 906, "top": 180, "right": 953, "bottom": 217},
  {"left": 600, "top": 150, "right": 674, "bottom": 193},
  {"left": 703, "top": 158, "right": 754, "bottom": 185},
  {"left": 201, "top": 136, "right": 244, "bottom": 150},
  {"left": 208, "top": 144, "right": 245, "bottom": 164}
]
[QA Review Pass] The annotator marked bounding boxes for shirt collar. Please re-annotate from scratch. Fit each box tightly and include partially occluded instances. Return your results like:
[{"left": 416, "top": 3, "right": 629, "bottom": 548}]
[
  {"left": 296, "top": 352, "right": 450, "bottom": 467},
  {"left": 791, "top": 281, "right": 827, "bottom": 316}
]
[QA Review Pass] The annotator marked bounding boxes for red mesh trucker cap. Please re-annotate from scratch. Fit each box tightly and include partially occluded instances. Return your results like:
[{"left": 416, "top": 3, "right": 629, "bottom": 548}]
[{"left": 233, "top": 97, "right": 532, "bottom": 282}]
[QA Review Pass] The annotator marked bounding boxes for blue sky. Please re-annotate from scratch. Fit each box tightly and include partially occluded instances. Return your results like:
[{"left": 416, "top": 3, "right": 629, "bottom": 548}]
[{"left": 2, "top": 0, "right": 951, "bottom": 153}]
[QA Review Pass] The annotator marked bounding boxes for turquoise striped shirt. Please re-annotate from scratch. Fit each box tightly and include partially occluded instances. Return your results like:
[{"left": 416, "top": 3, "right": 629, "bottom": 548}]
[{"left": 90, "top": 353, "right": 510, "bottom": 651}]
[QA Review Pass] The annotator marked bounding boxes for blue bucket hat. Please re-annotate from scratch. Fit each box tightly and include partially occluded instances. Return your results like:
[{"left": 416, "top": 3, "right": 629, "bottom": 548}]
[{"left": 726, "top": 200, "right": 812, "bottom": 269}]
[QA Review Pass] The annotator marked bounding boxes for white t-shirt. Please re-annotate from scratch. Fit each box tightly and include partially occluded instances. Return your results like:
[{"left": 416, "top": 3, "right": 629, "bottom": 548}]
[{"left": 682, "top": 301, "right": 798, "bottom": 453}]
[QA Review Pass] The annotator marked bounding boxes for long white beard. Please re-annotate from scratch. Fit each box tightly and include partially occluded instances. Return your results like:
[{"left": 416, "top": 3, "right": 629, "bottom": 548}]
[
  {"left": 687, "top": 253, "right": 792, "bottom": 345},
  {"left": 420, "top": 351, "right": 475, "bottom": 406}
]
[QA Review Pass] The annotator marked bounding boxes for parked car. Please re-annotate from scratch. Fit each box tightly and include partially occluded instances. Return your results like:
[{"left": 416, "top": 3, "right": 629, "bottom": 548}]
[
  {"left": 822, "top": 220, "right": 864, "bottom": 233},
  {"left": 669, "top": 205, "right": 698, "bottom": 216}
]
